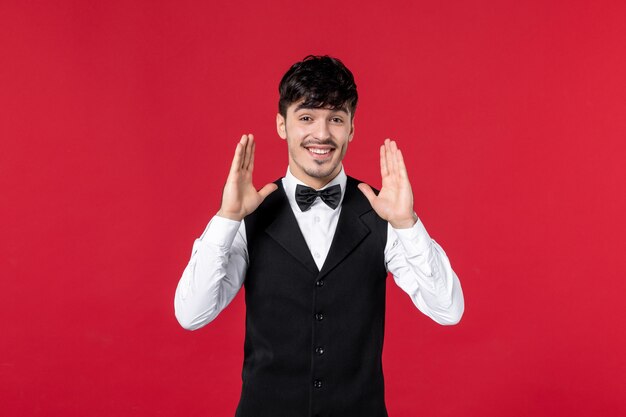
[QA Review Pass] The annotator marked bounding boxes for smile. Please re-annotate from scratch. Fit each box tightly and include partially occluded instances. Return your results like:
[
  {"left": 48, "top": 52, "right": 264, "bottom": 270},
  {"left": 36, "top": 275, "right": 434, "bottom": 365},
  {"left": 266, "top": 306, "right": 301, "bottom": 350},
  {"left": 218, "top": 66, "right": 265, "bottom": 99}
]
[
  {"left": 309, "top": 148, "right": 331, "bottom": 155},
  {"left": 304, "top": 146, "right": 335, "bottom": 159}
]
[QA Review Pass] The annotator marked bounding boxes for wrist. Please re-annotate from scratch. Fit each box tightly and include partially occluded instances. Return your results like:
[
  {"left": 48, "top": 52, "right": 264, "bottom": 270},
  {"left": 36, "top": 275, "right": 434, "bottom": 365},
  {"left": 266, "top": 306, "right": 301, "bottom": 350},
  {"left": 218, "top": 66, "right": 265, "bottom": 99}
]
[
  {"left": 389, "top": 213, "right": 418, "bottom": 229},
  {"left": 217, "top": 209, "right": 244, "bottom": 222}
]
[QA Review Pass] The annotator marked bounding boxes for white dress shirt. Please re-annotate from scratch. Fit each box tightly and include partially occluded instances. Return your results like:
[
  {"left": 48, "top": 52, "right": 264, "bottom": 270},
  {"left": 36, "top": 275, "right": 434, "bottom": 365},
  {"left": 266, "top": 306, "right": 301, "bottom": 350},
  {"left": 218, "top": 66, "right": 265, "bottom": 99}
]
[{"left": 175, "top": 167, "right": 464, "bottom": 330}]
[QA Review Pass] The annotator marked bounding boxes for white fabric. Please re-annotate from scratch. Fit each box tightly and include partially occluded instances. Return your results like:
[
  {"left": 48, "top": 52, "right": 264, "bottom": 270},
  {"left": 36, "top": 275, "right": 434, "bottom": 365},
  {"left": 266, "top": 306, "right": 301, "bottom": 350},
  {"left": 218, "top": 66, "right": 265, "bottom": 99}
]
[{"left": 175, "top": 167, "right": 464, "bottom": 330}]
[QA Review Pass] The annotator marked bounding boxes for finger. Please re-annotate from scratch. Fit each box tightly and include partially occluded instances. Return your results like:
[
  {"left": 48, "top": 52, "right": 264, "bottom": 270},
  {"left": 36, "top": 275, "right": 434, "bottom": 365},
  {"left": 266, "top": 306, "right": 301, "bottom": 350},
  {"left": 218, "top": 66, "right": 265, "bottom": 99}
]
[
  {"left": 238, "top": 134, "right": 249, "bottom": 169},
  {"left": 357, "top": 183, "right": 377, "bottom": 206},
  {"left": 380, "top": 145, "right": 388, "bottom": 177},
  {"left": 248, "top": 142, "right": 256, "bottom": 172},
  {"left": 243, "top": 134, "right": 254, "bottom": 171},
  {"left": 229, "top": 136, "right": 246, "bottom": 174},
  {"left": 258, "top": 183, "right": 278, "bottom": 200},
  {"left": 389, "top": 140, "right": 400, "bottom": 176},
  {"left": 396, "top": 149, "right": 409, "bottom": 180},
  {"left": 385, "top": 139, "right": 396, "bottom": 177}
]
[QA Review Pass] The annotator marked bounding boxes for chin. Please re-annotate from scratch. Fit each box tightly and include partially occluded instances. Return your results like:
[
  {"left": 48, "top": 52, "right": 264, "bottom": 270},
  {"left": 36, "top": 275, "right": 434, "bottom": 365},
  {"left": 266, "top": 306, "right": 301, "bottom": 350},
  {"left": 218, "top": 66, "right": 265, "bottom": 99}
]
[{"left": 303, "top": 164, "right": 340, "bottom": 180}]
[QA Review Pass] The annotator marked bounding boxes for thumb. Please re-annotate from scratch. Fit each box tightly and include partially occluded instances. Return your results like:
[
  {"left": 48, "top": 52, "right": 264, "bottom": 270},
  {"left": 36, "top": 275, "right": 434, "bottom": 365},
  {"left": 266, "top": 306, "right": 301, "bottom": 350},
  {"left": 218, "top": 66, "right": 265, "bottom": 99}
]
[
  {"left": 357, "top": 183, "right": 376, "bottom": 206},
  {"left": 258, "top": 183, "right": 278, "bottom": 200}
]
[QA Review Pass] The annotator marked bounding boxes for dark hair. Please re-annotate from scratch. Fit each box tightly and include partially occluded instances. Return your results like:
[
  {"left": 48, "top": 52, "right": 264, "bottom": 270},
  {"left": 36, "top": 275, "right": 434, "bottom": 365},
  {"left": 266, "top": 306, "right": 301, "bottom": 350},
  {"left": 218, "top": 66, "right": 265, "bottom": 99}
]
[{"left": 278, "top": 55, "right": 358, "bottom": 119}]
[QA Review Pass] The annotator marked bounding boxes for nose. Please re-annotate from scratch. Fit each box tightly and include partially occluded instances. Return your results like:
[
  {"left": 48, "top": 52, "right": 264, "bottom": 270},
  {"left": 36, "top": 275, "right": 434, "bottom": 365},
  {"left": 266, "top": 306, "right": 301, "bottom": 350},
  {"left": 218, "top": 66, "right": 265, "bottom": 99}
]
[{"left": 313, "top": 120, "right": 331, "bottom": 141}]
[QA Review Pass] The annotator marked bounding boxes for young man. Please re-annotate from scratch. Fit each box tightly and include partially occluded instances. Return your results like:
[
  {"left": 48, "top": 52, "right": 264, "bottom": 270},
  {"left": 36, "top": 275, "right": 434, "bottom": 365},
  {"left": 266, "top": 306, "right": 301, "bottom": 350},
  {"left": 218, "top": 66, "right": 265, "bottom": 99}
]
[{"left": 175, "top": 55, "right": 464, "bottom": 417}]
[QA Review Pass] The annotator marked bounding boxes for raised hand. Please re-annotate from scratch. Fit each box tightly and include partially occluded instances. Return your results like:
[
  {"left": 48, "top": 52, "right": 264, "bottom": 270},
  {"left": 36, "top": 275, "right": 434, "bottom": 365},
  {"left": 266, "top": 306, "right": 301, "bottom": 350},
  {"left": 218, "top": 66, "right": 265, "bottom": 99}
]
[
  {"left": 217, "top": 134, "right": 278, "bottom": 221},
  {"left": 358, "top": 139, "right": 417, "bottom": 229}
]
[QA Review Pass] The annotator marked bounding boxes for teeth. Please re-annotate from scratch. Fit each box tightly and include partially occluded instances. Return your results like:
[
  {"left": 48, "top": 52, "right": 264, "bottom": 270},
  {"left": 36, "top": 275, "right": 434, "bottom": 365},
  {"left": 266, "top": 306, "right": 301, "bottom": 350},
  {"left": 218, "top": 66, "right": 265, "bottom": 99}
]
[{"left": 309, "top": 148, "right": 331, "bottom": 155}]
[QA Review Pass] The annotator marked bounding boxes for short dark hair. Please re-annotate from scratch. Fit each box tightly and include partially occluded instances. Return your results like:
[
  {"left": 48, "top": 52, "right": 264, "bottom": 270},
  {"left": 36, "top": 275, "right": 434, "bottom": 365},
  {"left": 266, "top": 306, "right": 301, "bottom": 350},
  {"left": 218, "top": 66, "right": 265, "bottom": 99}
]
[{"left": 278, "top": 55, "right": 358, "bottom": 119}]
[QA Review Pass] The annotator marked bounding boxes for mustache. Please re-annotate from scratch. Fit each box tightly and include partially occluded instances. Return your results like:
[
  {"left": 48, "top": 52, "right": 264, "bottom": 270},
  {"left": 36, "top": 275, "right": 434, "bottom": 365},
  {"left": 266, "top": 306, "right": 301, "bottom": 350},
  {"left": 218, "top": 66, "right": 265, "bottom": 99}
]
[{"left": 301, "top": 139, "right": 338, "bottom": 148}]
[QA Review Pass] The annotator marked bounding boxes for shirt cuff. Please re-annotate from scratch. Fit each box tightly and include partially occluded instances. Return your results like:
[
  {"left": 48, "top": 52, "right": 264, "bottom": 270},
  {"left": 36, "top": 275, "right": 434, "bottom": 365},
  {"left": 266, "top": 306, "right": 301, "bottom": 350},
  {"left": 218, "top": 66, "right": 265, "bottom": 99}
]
[
  {"left": 199, "top": 215, "right": 242, "bottom": 248},
  {"left": 392, "top": 218, "right": 432, "bottom": 257}
]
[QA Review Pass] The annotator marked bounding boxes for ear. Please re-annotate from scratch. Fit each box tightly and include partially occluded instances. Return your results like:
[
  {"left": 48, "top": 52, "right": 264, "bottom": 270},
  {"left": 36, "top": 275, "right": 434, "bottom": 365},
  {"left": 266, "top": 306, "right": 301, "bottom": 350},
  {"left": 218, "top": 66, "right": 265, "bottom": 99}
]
[
  {"left": 276, "top": 113, "right": 287, "bottom": 140},
  {"left": 348, "top": 119, "right": 355, "bottom": 142}
]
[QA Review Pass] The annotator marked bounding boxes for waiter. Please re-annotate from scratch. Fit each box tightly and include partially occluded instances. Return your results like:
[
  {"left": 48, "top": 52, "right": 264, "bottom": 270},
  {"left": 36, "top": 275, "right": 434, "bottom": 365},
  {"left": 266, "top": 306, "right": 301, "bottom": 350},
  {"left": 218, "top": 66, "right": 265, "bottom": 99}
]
[{"left": 175, "top": 55, "right": 464, "bottom": 417}]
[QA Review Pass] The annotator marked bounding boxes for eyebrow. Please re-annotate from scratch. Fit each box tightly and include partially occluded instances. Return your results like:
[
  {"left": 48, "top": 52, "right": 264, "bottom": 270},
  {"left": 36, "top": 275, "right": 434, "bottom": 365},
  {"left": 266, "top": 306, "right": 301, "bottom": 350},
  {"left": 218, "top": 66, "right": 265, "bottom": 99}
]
[{"left": 294, "top": 104, "right": 349, "bottom": 115}]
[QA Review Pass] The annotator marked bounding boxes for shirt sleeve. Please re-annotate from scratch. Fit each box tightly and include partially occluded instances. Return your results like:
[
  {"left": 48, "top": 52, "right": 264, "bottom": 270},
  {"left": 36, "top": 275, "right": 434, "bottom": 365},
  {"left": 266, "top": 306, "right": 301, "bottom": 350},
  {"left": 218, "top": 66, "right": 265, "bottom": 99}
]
[
  {"left": 174, "top": 215, "right": 248, "bottom": 330},
  {"left": 385, "top": 218, "right": 465, "bottom": 325}
]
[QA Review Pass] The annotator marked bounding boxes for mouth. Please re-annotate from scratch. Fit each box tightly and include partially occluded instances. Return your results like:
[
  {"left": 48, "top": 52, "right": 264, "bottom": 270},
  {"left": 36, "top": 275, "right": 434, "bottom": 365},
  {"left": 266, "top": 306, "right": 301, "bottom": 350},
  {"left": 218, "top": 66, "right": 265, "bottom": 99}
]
[{"left": 304, "top": 145, "right": 336, "bottom": 161}]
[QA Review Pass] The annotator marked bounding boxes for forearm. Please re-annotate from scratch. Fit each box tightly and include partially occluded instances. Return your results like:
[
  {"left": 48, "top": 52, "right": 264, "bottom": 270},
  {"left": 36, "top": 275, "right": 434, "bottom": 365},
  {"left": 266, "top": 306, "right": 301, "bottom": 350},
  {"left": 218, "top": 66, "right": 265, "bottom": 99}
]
[
  {"left": 387, "top": 220, "right": 465, "bottom": 325},
  {"left": 174, "top": 216, "right": 247, "bottom": 330}
]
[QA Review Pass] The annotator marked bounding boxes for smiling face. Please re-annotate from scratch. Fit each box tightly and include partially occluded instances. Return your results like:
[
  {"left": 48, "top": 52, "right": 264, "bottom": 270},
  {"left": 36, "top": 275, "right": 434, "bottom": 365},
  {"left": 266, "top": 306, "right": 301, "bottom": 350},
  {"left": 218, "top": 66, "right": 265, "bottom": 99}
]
[{"left": 277, "top": 101, "right": 354, "bottom": 189}]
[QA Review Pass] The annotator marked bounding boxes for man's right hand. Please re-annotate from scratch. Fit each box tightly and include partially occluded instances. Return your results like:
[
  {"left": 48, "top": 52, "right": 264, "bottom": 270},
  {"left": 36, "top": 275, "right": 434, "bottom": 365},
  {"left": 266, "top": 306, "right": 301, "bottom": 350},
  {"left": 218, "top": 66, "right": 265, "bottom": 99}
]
[{"left": 217, "top": 134, "right": 278, "bottom": 221}]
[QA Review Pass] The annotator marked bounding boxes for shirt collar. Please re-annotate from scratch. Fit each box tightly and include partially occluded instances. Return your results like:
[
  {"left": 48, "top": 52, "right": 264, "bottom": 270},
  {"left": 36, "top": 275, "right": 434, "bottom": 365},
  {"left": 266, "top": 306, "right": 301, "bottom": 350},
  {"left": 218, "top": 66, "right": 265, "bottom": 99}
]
[{"left": 283, "top": 166, "right": 347, "bottom": 209}]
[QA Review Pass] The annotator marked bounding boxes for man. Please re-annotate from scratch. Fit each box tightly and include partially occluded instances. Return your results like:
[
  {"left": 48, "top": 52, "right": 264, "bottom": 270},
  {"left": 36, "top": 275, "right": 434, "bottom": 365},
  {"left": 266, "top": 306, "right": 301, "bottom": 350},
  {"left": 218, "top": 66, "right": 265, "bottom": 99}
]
[{"left": 175, "top": 55, "right": 464, "bottom": 417}]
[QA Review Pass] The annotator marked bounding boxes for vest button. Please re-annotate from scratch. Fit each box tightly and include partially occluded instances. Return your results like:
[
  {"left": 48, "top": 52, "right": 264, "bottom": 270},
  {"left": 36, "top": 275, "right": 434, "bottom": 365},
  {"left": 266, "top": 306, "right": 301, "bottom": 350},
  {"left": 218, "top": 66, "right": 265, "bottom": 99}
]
[
  {"left": 315, "top": 346, "right": 325, "bottom": 355},
  {"left": 313, "top": 379, "right": 323, "bottom": 388},
  {"left": 315, "top": 312, "right": 324, "bottom": 321},
  {"left": 316, "top": 279, "right": 325, "bottom": 287}
]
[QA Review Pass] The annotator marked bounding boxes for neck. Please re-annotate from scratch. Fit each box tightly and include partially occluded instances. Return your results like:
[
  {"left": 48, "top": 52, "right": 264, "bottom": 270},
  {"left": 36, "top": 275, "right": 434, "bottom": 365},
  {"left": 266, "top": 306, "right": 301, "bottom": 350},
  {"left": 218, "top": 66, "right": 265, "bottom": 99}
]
[{"left": 289, "top": 165, "right": 342, "bottom": 190}]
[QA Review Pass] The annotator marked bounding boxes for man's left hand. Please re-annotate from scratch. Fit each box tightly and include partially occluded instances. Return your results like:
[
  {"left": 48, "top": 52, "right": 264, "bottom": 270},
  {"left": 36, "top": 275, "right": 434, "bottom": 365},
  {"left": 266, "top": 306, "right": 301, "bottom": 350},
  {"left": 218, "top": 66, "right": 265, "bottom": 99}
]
[{"left": 358, "top": 139, "right": 417, "bottom": 229}]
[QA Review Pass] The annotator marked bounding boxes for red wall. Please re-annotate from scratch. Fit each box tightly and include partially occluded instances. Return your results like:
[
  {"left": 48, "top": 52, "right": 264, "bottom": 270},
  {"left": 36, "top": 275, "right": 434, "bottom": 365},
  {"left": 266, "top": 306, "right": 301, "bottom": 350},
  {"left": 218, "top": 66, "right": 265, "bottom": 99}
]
[{"left": 2, "top": 1, "right": 625, "bottom": 416}]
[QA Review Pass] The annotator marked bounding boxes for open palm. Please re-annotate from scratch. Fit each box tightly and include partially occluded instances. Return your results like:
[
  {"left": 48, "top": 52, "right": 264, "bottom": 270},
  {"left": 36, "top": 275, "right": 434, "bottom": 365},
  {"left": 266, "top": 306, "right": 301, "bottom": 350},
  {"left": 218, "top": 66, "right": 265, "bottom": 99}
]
[
  {"left": 358, "top": 139, "right": 417, "bottom": 229},
  {"left": 218, "top": 134, "right": 277, "bottom": 221}
]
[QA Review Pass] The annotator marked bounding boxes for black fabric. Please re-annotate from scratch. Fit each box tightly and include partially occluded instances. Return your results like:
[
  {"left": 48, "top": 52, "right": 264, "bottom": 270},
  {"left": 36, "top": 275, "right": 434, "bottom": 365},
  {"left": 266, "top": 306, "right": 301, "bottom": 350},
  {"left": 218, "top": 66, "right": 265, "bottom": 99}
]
[
  {"left": 295, "top": 183, "right": 342, "bottom": 211},
  {"left": 236, "top": 177, "right": 389, "bottom": 417}
]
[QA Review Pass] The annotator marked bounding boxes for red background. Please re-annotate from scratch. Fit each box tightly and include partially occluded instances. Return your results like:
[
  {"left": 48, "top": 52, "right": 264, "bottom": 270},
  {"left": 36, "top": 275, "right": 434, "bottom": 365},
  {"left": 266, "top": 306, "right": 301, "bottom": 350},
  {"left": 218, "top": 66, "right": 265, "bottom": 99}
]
[{"left": 2, "top": 1, "right": 625, "bottom": 416}]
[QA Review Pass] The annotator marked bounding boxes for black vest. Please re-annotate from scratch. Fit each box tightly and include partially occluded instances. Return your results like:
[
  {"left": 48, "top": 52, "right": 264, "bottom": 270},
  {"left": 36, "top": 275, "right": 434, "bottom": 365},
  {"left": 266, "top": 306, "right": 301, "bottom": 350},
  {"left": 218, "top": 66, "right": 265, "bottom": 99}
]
[{"left": 235, "top": 177, "right": 389, "bottom": 417}]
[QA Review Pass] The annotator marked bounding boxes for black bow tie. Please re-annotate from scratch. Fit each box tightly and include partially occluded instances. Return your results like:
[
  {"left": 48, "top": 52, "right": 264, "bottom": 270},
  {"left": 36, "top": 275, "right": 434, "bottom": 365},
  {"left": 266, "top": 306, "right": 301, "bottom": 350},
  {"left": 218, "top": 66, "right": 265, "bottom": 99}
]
[{"left": 295, "top": 184, "right": 342, "bottom": 211}]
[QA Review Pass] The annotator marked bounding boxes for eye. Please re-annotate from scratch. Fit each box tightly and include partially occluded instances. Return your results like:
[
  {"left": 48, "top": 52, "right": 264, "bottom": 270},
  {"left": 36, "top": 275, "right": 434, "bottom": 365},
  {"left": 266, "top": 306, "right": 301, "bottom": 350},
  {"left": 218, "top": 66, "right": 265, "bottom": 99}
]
[
  {"left": 299, "top": 116, "right": 312, "bottom": 121},
  {"left": 330, "top": 117, "right": 344, "bottom": 124}
]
